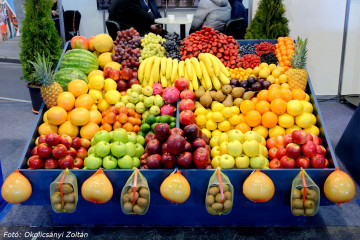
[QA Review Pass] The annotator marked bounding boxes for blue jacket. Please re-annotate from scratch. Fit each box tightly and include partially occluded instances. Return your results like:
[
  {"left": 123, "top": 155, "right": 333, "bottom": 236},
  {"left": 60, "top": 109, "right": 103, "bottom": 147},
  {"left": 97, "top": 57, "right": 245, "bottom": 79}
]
[
  {"left": 140, "top": 0, "right": 162, "bottom": 19},
  {"left": 229, "top": 0, "right": 248, "bottom": 28}
]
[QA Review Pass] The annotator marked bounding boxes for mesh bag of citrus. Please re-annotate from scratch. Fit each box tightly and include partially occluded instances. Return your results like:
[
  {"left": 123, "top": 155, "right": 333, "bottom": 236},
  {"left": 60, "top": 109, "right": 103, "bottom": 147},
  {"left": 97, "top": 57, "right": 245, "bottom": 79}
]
[
  {"left": 291, "top": 168, "right": 320, "bottom": 216},
  {"left": 205, "top": 168, "right": 234, "bottom": 215},
  {"left": 50, "top": 169, "right": 78, "bottom": 213},
  {"left": 121, "top": 168, "right": 150, "bottom": 215}
]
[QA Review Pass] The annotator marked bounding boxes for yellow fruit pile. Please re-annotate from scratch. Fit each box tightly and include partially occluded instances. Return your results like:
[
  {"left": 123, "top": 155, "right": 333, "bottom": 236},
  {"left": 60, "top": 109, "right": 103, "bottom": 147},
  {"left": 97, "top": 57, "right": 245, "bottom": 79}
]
[{"left": 91, "top": 33, "right": 116, "bottom": 67}]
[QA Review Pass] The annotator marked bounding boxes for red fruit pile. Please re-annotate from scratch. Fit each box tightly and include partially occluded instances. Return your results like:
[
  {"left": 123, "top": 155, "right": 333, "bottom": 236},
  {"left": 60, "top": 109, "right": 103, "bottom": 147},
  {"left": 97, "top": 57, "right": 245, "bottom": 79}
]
[
  {"left": 180, "top": 26, "right": 241, "bottom": 68},
  {"left": 28, "top": 133, "right": 91, "bottom": 170},
  {"left": 103, "top": 67, "right": 139, "bottom": 91},
  {"left": 254, "top": 42, "right": 276, "bottom": 56},
  {"left": 178, "top": 88, "right": 196, "bottom": 126},
  {"left": 267, "top": 130, "right": 328, "bottom": 169},
  {"left": 141, "top": 123, "right": 211, "bottom": 169},
  {"left": 241, "top": 54, "right": 261, "bottom": 69}
]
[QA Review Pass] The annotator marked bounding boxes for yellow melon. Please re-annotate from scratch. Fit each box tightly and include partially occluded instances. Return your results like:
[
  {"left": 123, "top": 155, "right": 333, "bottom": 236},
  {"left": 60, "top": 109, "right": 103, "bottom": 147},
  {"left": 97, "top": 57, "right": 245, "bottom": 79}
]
[{"left": 93, "top": 34, "right": 113, "bottom": 53}]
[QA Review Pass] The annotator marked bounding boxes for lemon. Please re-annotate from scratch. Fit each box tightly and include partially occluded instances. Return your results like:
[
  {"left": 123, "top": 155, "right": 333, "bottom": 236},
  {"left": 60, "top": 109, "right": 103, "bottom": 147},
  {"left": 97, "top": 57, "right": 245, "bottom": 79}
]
[
  {"left": 206, "top": 112, "right": 213, "bottom": 120},
  {"left": 259, "top": 68, "right": 270, "bottom": 78},
  {"left": 275, "top": 78, "right": 280, "bottom": 84},
  {"left": 287, "top": 100, "right": 304, "bottom": 116},
  {"left": 295, "top": 113, "right": 313, "bottom": 128},
  {"left": 230, "top": 106, "right": 240, "bottom": 115},
  {"left": 202, "top": 128, "right": 212, "bottom": 139},
  {"left": 212, "top": 129, "right": 222, "bottom": 137},
  {"left": 269, "top": 125, "right": 285, "bottom": 138},
  {"left": 228, "top": 115, "right": 242, "bottom": 125},
  {"left": 279, "top": 74, "right": 288, "bottom": 84},
  {"left": 253, "top": 66, "right": 261, "bottom": 76},
  {"left": 246, "top": 68, "right": 253, "bottom": 74},
  {"left": 104, "top": 78, "right": 117, "bottom": 91},
  {"left": 304, "top": 125, "right": 320, "bottom": 136},
  {"left": 281, "top": 83, "right": 290, "bottom": 89},
  {"left": 105, "top": 90, "right": 121, "bottom": 104},
  {"left": 194, "top": 107, "right": 207, "bottom": 116},
  {"left": 212, "top": 102, "right": 225, "bottom": 112},
  {"left": 218, "top": 121, "right": 231, "bottom": 131},
  {"left": 90, "top": 104, "right": 98, "bottom": 111},
  {"left": 301, "top": 100, "right": 313, "bottom": 113},
  {"left": 252, "top": 125, "right": 268, "bottom": 138},
  {"left": 267, "top": 75, "right": 275, "bottom": 83},
  {"left": 269, "top": 64, "right": 277, "bottom": 72},
  {"left": 278, "top": 113, "right": 294, "bottom": 128},
  {"left": 286, "top": 125, "right": 301, "bottom": 134},
  {"left": 88, "top": 89, "right": 103, "bottom": 103},
  {"left": 305, "top": 93, "right": 310, "bottom": 101},
  {"left": 195, "top": 115, "right": 207, "bottom": 126},
  {"left": 98, "top": 99, "right": 110, "bottom": 112},
  {"left": 206, "top": 120, "right": 217, "bottom": 131},
  {"left": 271, "top": 68, "right": 281, "bottom": 78},
  {"left": 260, "top": 62, "right": 269, "bottom": 69},
  {"left": 211, "top": 112, "right": 224, "bottom": 122},
  {"left": 311, "top": 114, "right": 317, "bottom": 124},
  {"left": 278, "top": 66, "right": 285, "bottom": 74},
  {"left": 89, "top": 75, "right": 105, "bottom": 90},
  {"left": 221, "top": 107, "right": 233, "bottom": 118}
]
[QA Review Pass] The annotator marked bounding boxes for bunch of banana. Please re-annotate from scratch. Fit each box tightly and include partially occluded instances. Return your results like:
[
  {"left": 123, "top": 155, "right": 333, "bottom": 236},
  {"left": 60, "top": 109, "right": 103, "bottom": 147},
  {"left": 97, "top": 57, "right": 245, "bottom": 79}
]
[{"left": 138, "top": 53, "right": 230, "bottom": 90}]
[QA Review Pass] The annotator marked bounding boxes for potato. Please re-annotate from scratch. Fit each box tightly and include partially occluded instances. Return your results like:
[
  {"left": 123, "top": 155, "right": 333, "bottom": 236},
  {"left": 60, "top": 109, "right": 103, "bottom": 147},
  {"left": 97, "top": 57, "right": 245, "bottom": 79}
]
[
  {"left": 50, "top": 192, "right": 61, "bottom": 204},
  {"left": 122, "top": 193, "right": 130, "bottom": 202},
  {"left": 53, "top": 203, "right": 63, "bottom": 213},
  {"left": 133, "top": 204, "right": 145, "bottom": 215},
  {"left": 292, "top": 199, "right": 304, "bottom": 209},
  {"left": 212, "top": 203, "right": 223, "bottom": 212},
  {"left": 292, "top": 208, "right": 304, "bottom": 216},
  {"left": 123, "top": 202, "right": 133, "bottom": 213},
  {"left": 292, "top": 189, "right": 302, "bottom": 199},
  {"left": 224, "top": 191, "right": 232, "bottom": 201},
  {"left": 61, "top": 184, "right": 74, "bottom": 194},
  {"left": 305, "top": 207, "right": 316, "bottom": 216},
  {"left": 139, "top": 188, "right": 149, "bottom": 199},
  {"left": 137, "top": 197, "right": 148, "bottom": 207},
  {"left": 223, "top": 200, "right": 233, "bottom": 212},
  {"left": 206, "top": 195, "right": 215, "bottom": 206},
  {"left": 64, "top": 203, "right": 75, "bottom": 212},
  {"left": 63, "top": 192, "right": 75, "bottom": 203},
  {"left": 208, "top": 187, "right": 220, "bottom": 196},
  {"left": 304, "top": 200, "right": 315, "bottom": 209}
]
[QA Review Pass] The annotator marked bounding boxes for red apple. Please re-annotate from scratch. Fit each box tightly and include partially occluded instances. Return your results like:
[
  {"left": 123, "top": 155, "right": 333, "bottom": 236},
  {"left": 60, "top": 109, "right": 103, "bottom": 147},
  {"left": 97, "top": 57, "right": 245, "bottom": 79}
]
[
  {"left": 140, "top": 153, "right": 148, "bottom": 166},
  {"left": 266, "top": 137, "right": 276, "bottom": 149},
  {"left": 117, "top": 80, "right": 127, "bottom": 91},
  {"left": 45, "top": 133, "right": 60, "bottom": 146},
  {"left": 174, "top": 77, "right": 190, "bottom": 91},
  {"left": 169, "top": 127, "right": 183, "bottom": 136},
  {"left": 109, "top": 69, "right": 121, "bottom": 81},
  {"left": 311, "top": 154, "right": 326, "bottom": 168},
  {"left": 147, "top": 154, "right": 162, "bottom": 169},
  {"left": 179, "top": 110, "right": 195, "bottom": 126},
  {"left": 179, "top": 99, "right": 195, "bottom": 111},
  {"left": 44, "top": 158, "right": 58, "bottom": 169},
  {"left": 183, "top": 124, "right": 199, "bottom": 141},
  {"left": 268, "top": 147, "right": 278, "bottom": 160},
  {"left": 127, "top": 78, "right": 140, "bottom": 88},
  {"left": 286, "top": 143, "right": 301, "bottom": 159},
  {"left": 292, "top": 130, "right": 308, "bottom": 145},
  {"left": 67, "top": 147, "right": 77, "bottom": 159},
  {"left": 296, "top": 156, "right": 310, "bottom": 168},
  {"left": 154, "top": 123, "right": 170, "bottom": 141},
  {"left": 161, "top": 142, "right": 168, "bottom": 154},
  {"left": 145, "top": 132, "right": 156, "bottom": 144},
  {"left": 74, "top": 157, "right": 84, "bottom": 168},
  {"left": 77, "top": 147, "right": 88, "bottom": 159},
  {"left": 121, "top": 68, "right": 133, "bottom": 80},
  {"left": 81, "top": 138, "right": 91, "bottom": 149},
  {"left": 28, "top": 155, "right": 43, "bottom": 169},
  {"left": 269, "top": 159, "right": 281, "bottom": 169},
  {"left": 59, "top": 134, "right": 72, "bottom": 149},
  {"left": 283, "top": 134, "right": 293, "bottom": 147},
  {"left": 71, "top": 137, "right": 82, "bottom": 149},
  {"left": 306, "top": 133, "right": 313, "bottom": 142},
  {"left": 192, "top": 138, "right": 206, "bottom": 149},
  {"left": 193, "top": 147, "right": 209, "bottom": 169},
  {"left": 184, "top": 142, "right": 192, "bottom": 152},
  {"left": 58, "top": 155, "right": 74, "bottom": 169},
  {"left": 180, "top": 89, "right": 195, "bottom": 100},
  {"left": 37, "top": 143, "right": 52, "bottom": 158},
  {"left": 325, "top": 158, "right": 329, "bottom": 168},
  {"left": 276, "top": 147, "right": 287, "bottom": 160},
  {"left": 280, "top": 156, "right": 295, "bottom": 168},
  {"left": 52, "top": 144, "right": 68, "bottom": 159},
  {"left": 147, "top": 139, "right": 160, "bottom": 154},
  {"left": 167, "top": 135, "right": 186, "bottom": 155},
  {"left": 161, "top": 153, "right": 176, "bottom": 169},
  {"left": 312, "top": 135, "right": 323, "bottom": 145},
  {"left": 316, "top": 145, "right": 326, "bottom": 156},
  {"left": 301, "top": 141, "right": 317, "bottom": 158},
  {"left": 31, "top": 146, "right": 38, "bottom": 156},
  {"left": 177, "top": 152, "right": 192, "bottom": 168},
  {"left": 275, "top": 135, "right": 285, "bottom": 148},
  {"left": 36, "top": 135, "right": 47, "bottom": 146}
]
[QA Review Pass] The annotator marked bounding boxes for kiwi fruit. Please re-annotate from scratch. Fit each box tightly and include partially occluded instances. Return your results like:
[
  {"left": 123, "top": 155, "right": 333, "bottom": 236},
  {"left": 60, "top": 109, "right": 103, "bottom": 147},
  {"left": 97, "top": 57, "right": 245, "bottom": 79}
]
[
  {"left": 213, "top": 90, "right": 225, "bottom": 102},
  {"left": 129, "top": 192, "right": 139, "bottom": 202},
  {"left": 222, "top": 95, "right": 233, "bottom": 107},
  {"left": 195, "top": 101, "right": 203, "bottom": 109},
  {"left": 61, "top": 184, "right": 74, "bottom": 194},
  {"left": 123, "top": 193, "right": 130, "bottom": 202},
  {"left": 242, "top": 91, "right": 255, "bottom": 100},
  {"left": 127, "top": 188, "right": 132, "bottom": 194},
  {"left": 305, "top": 189, "right": 317, "bottom": 201},
  {"left": 233, "top": 98, "right": 243, "bottom": 107},
  {"left": 63, "top": 192, "right": 75, "bottom": 203},
  {"left": 133, "top": 204, "right": 145, "bottom": 215},
  {"left": 53, "top": 203, "right": 63, "bottom": 212},
  {"left": 224, "top": 191, "right": 232, "bottom": 201},
  {"left": 304, "top": 200, "right": 315, "bottom": 209},
  {"left": 222, "top": 184, "right": 229, "bottom": 192},
  {"left": 139, "top": 188, "right": 149, "bottom": 199},
  {"left": 137, "top": 197, "right": 148, "bottom": 207},
  {"left": 231, "top": 87, "right": 245, "bottom": 98},
  {"left": 209, "top": 90, "right": 216, "bottom": 99},
  {"left": 215, "top": 193, "right": 223, "bottom": 203},
  {"left": 223, "top": 200, "right": 233, "bottom": 212},
  {"left": 64, "top": 203, "right": 75, "bottom": 212},
  {"left": 212, "top": 203, "right": 223, "bottom": 212},
  {"left": 305, "top": 208, "right": 316, "bottom": 216},
  {"left": 200, "top": 91, "right": 213, "bottom": 108},
  {"left": 195, "top": 86, "right": 205, "bottom": 99},
  {"left": 292, "top": 189, "right": 302, "bottom": 199},
  {"left": 222, "top": 85, "right": 232, "bottom": 94},
  {"left": 50, "top": 192, "right": 62, "bottom": 204},
  {"left": 123, "top": 202, "right": 133, "bottom": 213},
  {"left": 292, "top": 208, "right": 304, "bottom": 216},
  {"left": 208, "top": 187, "right": 220, "bottom": 196},
  {"left": 206, "top": 195, "right": 215, "bottom": 206},
  {"left": 207, "top": 206, "right": 218, "bottom": 215},
  {"left": 292, "top": 199, "right": 304, "bottom": 209}
]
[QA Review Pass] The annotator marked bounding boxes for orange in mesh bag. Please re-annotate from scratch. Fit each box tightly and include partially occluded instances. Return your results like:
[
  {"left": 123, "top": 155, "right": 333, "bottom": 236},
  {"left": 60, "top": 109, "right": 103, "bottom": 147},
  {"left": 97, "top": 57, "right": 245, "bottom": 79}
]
[
  {"left": 81, "top": 168, "right": 113, "bottom": 204},
  {"left": 291, "top": 168, "right": 320, "bottom": 216},
  {"left": 1, "top": 169, "right": 32, "bottom": 204},
  {"left": 121, "top": 168, "right": 150, "bottom": 215},
  {"left": 205, "top": 168, "right": 234, "bottom": 215},
  {"left": 50, "top": 169, "right": 78, "bottom": 213}
]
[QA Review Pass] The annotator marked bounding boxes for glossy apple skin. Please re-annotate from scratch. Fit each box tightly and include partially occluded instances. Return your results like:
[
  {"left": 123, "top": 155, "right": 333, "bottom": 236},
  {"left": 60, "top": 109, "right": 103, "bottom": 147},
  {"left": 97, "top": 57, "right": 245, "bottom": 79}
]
[
  {"left": 266, "top": 137, "right": 276, "bottom": 149},
  {"left": 276, "top": 147, "right": 287, "bottom": 160},
  {"left": 58, "top": 155, "right": 74, "bottom": 169},
  {"left": 145, "top": 132, "right": 156, "bottom": 144},
  {"left": 193, "top": 147, "right": 209, "bottom": 169},
  {"left": 286, "top": 143, "right": 301, "bottom": 159},
  {"left": 312, "top": 135, "right": 323, "bottom": 145},
  {"left": 37, "top": 143, "right": 53, "bottom": 158},
  {"left": 283, "top": 134, "right": 293, "bottom": 147},
  {"left": 292, "top": 130, "right": 308, "bottom": 145},
  {"left": 184, "top": 142, "right": 192, "bottom": 152},
  {"left": 45, "top": 133, "right": 60, "bottom": 146},
  {"left": 316, "top": 145, "right": 326, "bottom": 156},
  {"left": 306, "top": 133, "right": 313, "bottom": 142},
  {"left": 161, "top": 142, "right": 168, "bottom": 154},
  {"left": 147, "top": 154, "right": 162, "bottom": 169},
  {"left": 301, "top": 141, "right": 317, "bottom": 158},
  {"left": 31, "top": 146, "right": 38, "bottom": 156},
  {"left": 311, "top": 154, "right": 326, "bottom": 168},
  {"left": 52, "top": 144, "right": 68, "bottom": 159},
  {"left": 169, "top": 128, "right": 183, "bottom": 136},
  {"left": 154, "top": 123, "right": 170, "bottom": 141},
  {"left": 274, "top": 135, "right": 285, "bottom": 148},
  {"left": 117, "top": 80, "right": 127, "bottom": 91},
  {"left": 81, "top": 138, "right": 91, "bottom": 149},
  {"left": 77, "top": 147, "right": 88, "bottom": 159},
  {"left": 147, "top": 139, "right": 160, "bottom": 155},
  {"left": 59, "top": 134, "right": 72, "bottom": 149},
  {"left": 167, "top": 135, "right": 186, "bottom": 155},
  {"left": 268, "top": 147, "right": 278, "bottom": 160},
  {"left": 71, "top": 137, "right": 82, "bottom": 149},
  {"left": 67, "top": 147, "right": 77, "bottom": 159},
  {"left": 44, "top": 158, "right": 58, "bottom": 169},
  {"left": 38, "top": 135, "right": 47, "bottom": 145},
  {"left": 74, "top": 157, "right": 84, "bottom": 168},
  {"left": 296, "top": 156, "right": 310, "bottom": 168},
  {"left": 121, "top": 68, "right": 133, "bottom": 80},
  {"left": 192, "top": 138, "right": 206, "bottom": 149},
  {"left": 183, "top": 124, "right": 199, "bottom": 141},
  {"left": 161, "top": 153, "right": 176, "bottom": 169},
  {"left": 28, "top": 155, "right": 43, "bottom": 169},
  {"left": 280, "top": 156, "right": 295, "bottom": 168},
  {"left": 177, "top": 152, "right": 192, "bottom": 168},
  {"left": 269, "top": 159, "right": 281, "bottom": 169}
]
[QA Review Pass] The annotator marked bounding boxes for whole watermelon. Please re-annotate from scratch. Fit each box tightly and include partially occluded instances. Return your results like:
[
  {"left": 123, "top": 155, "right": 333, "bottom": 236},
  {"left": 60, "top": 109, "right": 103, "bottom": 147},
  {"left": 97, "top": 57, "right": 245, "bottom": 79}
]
[
  {"left": 60, "top": 49, "right": 99, "bottom": 75},
  {"left": 54, "top": 68, "right": 88, "bottom": 91}
]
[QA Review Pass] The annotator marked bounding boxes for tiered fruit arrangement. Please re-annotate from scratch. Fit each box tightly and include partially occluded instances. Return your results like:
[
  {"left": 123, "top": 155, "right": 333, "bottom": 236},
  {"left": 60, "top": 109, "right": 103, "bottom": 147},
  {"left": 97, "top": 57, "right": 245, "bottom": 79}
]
[
  {"left": 162, "top": 32, "right": 181, "bottom": 60},
  {"left": 139, "top": 33, "right": 166, "bottom": 62},
  {"left": 180, "top": 26, "right": 241, "bottom": 68}
]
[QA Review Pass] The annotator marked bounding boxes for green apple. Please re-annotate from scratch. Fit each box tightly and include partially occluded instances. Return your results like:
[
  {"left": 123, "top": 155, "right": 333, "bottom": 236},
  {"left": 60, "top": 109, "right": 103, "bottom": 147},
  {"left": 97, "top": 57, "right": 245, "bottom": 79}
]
[
  {"left": 103, "top": 155, "right": 117, "bottom": 169},
  {"left": 264, "top": 158, "right": 269, "bottom": 168},
  {"left": 110, "top": 141, "right": 126, "bottom": 158},
  {"left": 91, "top": 138, "right": 97, "bottom": 146},
  {"left": 211, "top": 156, "right": 221, "bottom": 168},
  {"left": 95, "top": 141, "right": 111, "bottom": 157},
  {"left": 135, "top": 143, "right": 144, "bottom": 158},
  {"left": 210, "top": 136, "right": 219, "bottom": 148},
  {"left": 235, "top": 154, "right": 250, "bottom": 168},
  {"left": 131, "top": 84, "right": 142, "bottom": 94},
  {"left": 118, "top": 155, "right": 133, "bottom": 169},
  {"left": 259, "top": 145, "right": 268, "bottom": 157},
  {"left": 218, "top": 133, "right": 228, "bottom": 145},
  {"left": 136, "top": 135, "right": 145, "bottom": 145},
  {"left": 132, "top": 157, "right": 140, "bottom": 168},
  {"left": 126, "top": 102, "right": 135, "bottom": 110},
  {"left": 219, "top": 154, "right": 235, "bottom": 169},
  {"left": 127, "top": 132, "right": 137, "bottom": 143},
  {"left": 227, "top": 140, "right": 242, "bottom": 157},
  {"left": 121, "top": 95, "right": 130, "bottom": 104},
  {"left": 115, "top": 102, "right": 125, "bottom": 108},
  {"left": 143, "top": 96, "right": 154, "bottom": 108},
  {"left": 154, "top": 95, "right": 164, "bottom": 107},
  {"left": 142, "top": 111, "right": 150, "bottom": 120},
  {"left": 94, "top": 130, "right": 111, "bottom": 143},
  {"left": 250, "top": 155, "right": 266, "bottom": 169},
  {"left": 88, "top": 146, "right": 95, "bottom": 155},
  {"left": 109, "top": 131, "right": 114, "bottom": 142},
  {"left": 243, "top": 131, "right": 262, "bottom": 143},
  {"left": 138, "top": 94, "right": 144, "bottom": 102},
  {"left": 142, "top": 86, "right": 153, "bottom": 96},
  {"left": 125, "top": 142, "right": 136, "bottom": 157},
  {"left": 211, "top": 146, "right": 221, "bottom": 158},
  {"left": 243, "top": 140, "right": 259, "bottom": 157},
  {"left": 126, "top": 89, "right": 132, "bottom": 96},
  {"left": 113, "top": 128, "right": 128, "bottom": 143},
  {"left": 135, "top": 102, "right": 146, "bottom": 113},
  {"left": 84, "top": 155, "right": 102, "bottom": 169},
  {"left": 149, "top": 105, "right": 160, "bottom": 116},
  {"left": 228, "top": 129, "right": 244, "bottom": 143},
  {"left": 219, "top": 142, "right": 228, "bottom": 155}
]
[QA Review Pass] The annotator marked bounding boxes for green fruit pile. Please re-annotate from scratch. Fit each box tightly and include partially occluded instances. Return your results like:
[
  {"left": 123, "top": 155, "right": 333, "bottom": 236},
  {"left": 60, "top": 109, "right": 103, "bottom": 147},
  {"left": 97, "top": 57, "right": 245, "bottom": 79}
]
[
  {"left": 85, "top": 129, "right": 145, "bottom": 169},
  {"left": 139, "top": 33, "right": 166, "bottom": 62},
  {"left": 139, "top": 114, "right": 177, "bottom": 137}
]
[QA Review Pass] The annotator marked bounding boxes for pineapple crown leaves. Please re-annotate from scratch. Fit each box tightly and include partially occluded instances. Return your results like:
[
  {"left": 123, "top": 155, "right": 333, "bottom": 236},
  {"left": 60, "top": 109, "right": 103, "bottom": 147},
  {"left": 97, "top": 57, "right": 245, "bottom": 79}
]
[
  {"left": 291, "top": 36, "right": 308, "bottom": 69},
  {"left": 29, "top": 53, "right": 55, "bottom": 87}
]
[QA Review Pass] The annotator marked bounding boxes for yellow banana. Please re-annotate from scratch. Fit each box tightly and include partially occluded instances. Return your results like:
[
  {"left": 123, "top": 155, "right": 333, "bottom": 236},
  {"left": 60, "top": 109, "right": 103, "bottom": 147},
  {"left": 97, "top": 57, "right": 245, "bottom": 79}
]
[
  {"left": 191, "top": 64, "right": 199, "bottom": 91},
  {"left": 178, "top": 61, "right": 185, "bottom": 77},
  {"left": 148, "top": 66, "right": 155, "bottom": 86},
  {"left": 190, "top": 57, "right": 202, "bottom": 79},
  {"left": 211, "top": 75, "right": 222, "bottom": 90},
  {"left": 189, "top": 80, "right": 193, "bottom": 91},
  {"left": 138, "top": 57, "right": 148, "bottom": 83},
  {"left": 152, "top": 57, "right": 161, "bottom": 83},
  {"left": 207, "top": 53, "right": 220, "bottom": 76},
  {"left": 144, "top": 56, "right": 156, "bottom": 82},
  {"left": 171, "top": 59, "right": 179, "bottom": 83},
  {"left": 219, "top": 71, "right": 230, "bottom": 85},
  {"left": 215, "top": 56, "right": 230, "bottom": 77},
  {"left": 160, "top": 57, "right": 167, "bottom": 76},
  {"left": 160, "top": 74, "right": 167, "bottom": 87},
  {"left": 165, "top": 58, "right": 172, "bottom": 80},
  {"left": 200, "top": 61, "right": 212, "bottom": 90},
  {"left": 199, "top": 53, "right": 214, "bottom": 77},
  {"left": 185, "top": 58, "right": 193, "bottom": 80}
]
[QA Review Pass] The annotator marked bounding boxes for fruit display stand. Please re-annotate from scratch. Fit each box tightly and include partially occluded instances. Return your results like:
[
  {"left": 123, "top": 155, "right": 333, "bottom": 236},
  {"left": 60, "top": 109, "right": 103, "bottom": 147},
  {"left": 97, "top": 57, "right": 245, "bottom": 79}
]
[{"left": 17, "top": 40, "right": 338, "bottom": 226}]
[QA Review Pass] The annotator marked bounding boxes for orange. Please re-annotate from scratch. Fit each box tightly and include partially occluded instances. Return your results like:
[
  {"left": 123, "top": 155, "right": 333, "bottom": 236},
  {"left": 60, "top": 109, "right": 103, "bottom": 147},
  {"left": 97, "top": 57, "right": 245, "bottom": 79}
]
[
  {"left": 47, "top": 106, "right": 67, "bottom": 125},
  {"left": 38, "top": 122, "right": 58, "bottom": 135},
  {"left": 280, "top": 88, "right": 293, "bottom": 102},
  {"left": 255, "top": 101, "right": 271, "bottom": 115},
  {"left": 68, "top": 80, "right": 88, "bottom": 97},
  {"left": 267, "top": 88, "right": 282, "bottom": 102},
  {"left": 123, "top": 122, "right": 133, "bottom": 132},
  {"left": 113, "top": 121, "right": 122, "bottom": 130},
  {"left": 118, "top": 113, "right": 128, "bottom": 124},
  {"left": 75, "top": 94, "right": 94, "bottom": 110},
  {"left": 250, "top": 97, "right": 258, "bottom": 105},
  {"left": 56, "top": 92, "right": 75, "bottom": 111},
  {"left": 292, "top": 89, "right": 306, "bottom": 100},
  {"left": 58, "top": 121, "right": 79, "bottom": 137},
  {"left": 133, "top": 125, "right": 140, "bottom": 133},
  {"left": 257, "top": 90, "right": 269, "bottom": 101},
  {"left": 118, "top": 106, "right": 128, "bottom": 114},
  {"left": 268, "top": 83, "right": 281, "bottom": 91},
  {"left": 235, "top": 122, "right": 251, "bottom": 134},
  {"left": 240, "top": 100, "right": 255, "bottom": 114},
  {"left": 70, "top": 107, "right": 90, "bottom": 126},
  {"left": 270, "top": 99, "right": 287, "bottom": 115},
  {"left": 128, "top": 109, "right": 136, "bottom": 117},
  {"left": 89, "top": 110, "right": 102, "bottom": 125},
  {"left": 80, "top": 122, "right": 100, "bottom": 140},
  {"left": 245, "top": 110, "right": 261, "bottom": 127},
  {"left": 261, "top": 112, "right": 278, "bottom": 128},
  {"left": 101, "top": 122, "right": 112, "bottom": 132}
]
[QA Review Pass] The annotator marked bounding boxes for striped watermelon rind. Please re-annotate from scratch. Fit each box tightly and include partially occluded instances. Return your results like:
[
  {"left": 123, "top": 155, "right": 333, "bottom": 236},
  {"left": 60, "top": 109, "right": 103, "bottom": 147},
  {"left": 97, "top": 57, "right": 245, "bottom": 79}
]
[
  {"left": 54, "top": 68, "right": 88, "bottom": 91},
  {"left": 60, "top": 49, "right": 99, "bottom": 75}
]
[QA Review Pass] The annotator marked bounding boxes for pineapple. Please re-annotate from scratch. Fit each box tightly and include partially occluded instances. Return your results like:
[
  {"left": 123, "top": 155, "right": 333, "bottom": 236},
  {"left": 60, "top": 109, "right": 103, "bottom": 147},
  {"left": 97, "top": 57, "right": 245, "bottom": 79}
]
[
  {"left": 286, "top": 37, "right": 308, "bottom": 91},
  {"left": 30, "top": 53, "right": 63, "bottom": 108}
]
